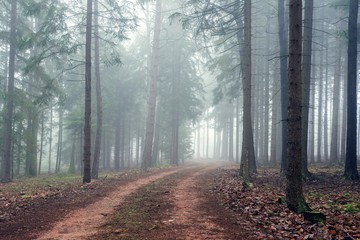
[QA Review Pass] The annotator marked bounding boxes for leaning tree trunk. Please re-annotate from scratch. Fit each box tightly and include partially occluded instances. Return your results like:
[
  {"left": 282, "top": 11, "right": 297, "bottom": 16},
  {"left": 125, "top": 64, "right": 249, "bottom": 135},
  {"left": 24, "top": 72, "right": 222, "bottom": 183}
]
[
  {"left": 142, "top": 0, "right": 162, "bottom": 169},
  {"left": 92, "top": 0, "right": 103, "bottom": 179},
  {"left": 344, "top": 0, "right": 360, "bottom": 180},
  {"left": 83, "top": 0, "right": 93, "bottom": 183},
  {"left": 286, "top": 0, "right": 310, "bottom": 213},
  {"left": 1, "top": 0, "right": 18, "bottom": 182}
]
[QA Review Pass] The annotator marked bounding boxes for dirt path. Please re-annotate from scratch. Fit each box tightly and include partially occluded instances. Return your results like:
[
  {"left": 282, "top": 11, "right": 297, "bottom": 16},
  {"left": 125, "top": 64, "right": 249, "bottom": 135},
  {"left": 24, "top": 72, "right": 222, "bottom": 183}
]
[
  {"left": 91, "top": 161, "right": 246, "bottom": 240},
  {"left": 35, "top": 169, "right": 181, "bottom": 240},
  {"left": 161, "top": 164, "right": 227, "bottom": 239},
  {"left": 2, "top": 162, "right": 246, "bottom": 240}
]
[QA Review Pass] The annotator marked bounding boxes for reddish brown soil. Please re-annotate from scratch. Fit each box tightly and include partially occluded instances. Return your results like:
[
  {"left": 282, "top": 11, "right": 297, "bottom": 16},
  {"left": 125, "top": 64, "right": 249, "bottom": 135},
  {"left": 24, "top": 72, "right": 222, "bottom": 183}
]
[
  {"left": 0, "top": 167, "right": 179, "bottom": 240},
  {"left": 0, "top": 162, "right": 251, "bottom": 240}
]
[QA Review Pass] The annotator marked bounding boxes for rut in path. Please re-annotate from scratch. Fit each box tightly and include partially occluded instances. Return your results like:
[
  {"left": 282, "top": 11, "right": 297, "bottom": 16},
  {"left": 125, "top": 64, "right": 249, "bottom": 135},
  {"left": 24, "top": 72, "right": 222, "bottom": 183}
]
[
  {"left": 36, "top": 169, "right": 180, "bottom": 240},
  {"left": 161, "top": 164, "right": 227, "bottom": 240},
  {"left": 35, "top": 162, "right": 230, "bottom": 240}
]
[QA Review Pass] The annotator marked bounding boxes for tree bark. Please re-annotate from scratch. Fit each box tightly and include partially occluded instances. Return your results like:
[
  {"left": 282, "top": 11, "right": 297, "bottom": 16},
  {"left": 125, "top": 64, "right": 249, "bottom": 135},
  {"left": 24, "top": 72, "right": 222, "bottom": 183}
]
[
  {"left": 235, "top": 97, "right": 240, "bottom": 163},
  {"left": 278, "top": 0, "right": 289, "bottom": 175},
  {"left": 92, "top": 0, "right": 103, "bottom": 179},
  {"left": 55, "top": 108, "right": 63, "bottom": 173},
  {"left": 240, "top": 0, "right": 256, "bottom": 179},
  {"left": 270, "top": 73, "right": 279, "bottom": 166},
  {"left": 264, "top": 27, "right": 270, "bottom": 164},
  {"left": 330, "top": 39, "right": 342, "bottom": 165},
  {"left": 1, "top": 0, "right": 18, "bottom": 182},
  {"left": 38, "top": 111, "right": 45, "bottom": 174},
  {"left": 301, "top": 0, "right": 313, "bottom": 178},
  {"left": 114, "top": 121, "right": 121, "bottom": 170},
  {"left": 142, "top": 0, "right": 162, "bottom": 169},
  {"left": 344, "top": 0, "right": 360, "bottom": 180},
  {"left": 286, "top": 0, "right": 310, "bottom": 213},
  {"left": 83, "top": 0, "right": 93, "bottom": 183},
  {"left": 48, "top": 105, "right": 53, "bottom": 173},
  {"left": 229, "top": 105, "right": 234, "bottom": 162}
]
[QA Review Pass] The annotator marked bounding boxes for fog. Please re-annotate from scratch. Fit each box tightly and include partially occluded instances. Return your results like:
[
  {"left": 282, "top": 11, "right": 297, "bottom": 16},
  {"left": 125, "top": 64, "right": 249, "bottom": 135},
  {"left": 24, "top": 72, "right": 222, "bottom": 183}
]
[{"left": 0, "top": 0, "right": 358, "bottom": 182}]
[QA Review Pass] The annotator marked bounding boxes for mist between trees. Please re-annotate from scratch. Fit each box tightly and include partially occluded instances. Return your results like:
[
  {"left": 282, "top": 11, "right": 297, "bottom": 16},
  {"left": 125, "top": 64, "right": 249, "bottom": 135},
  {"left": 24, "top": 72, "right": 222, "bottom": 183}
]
[{"left": 0, "top": 0, "right": 359, "bottom": 211}]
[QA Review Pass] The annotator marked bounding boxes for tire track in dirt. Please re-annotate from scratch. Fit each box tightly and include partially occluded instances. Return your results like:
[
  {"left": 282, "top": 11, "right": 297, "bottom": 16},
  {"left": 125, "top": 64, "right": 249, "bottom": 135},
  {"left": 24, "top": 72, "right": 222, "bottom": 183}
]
[
  {"left": 161, "top": 163, "right": 228, "bottom": 240},
  {"left": 35, "top": 167, "right": 186, "bottom": 240}
]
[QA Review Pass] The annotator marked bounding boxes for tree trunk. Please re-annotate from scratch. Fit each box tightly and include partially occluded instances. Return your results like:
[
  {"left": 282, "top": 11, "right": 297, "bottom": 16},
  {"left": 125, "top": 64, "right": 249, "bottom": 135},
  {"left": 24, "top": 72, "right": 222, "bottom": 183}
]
[
  {"left": 344, "top": 0, "right": 360, "bottom": 180},
  {"left": 340, "top": 60, "right": 347, "bottom": 162},
  {"left": 83, "top": 0, "right": 93, "bottom": 183},
  {"left": 142, "top": 0, "right": 162, "bottom": 169},
  {"left": 323, "top": 36, "right": 329, "bottom": 163},
  {"left": 317, "top": 40, "right": 324, "bottom": 163},
  {"left": 25, "top": 110, "right": 38, "bottom": 176},
  {"left": 229, "top": 105, "right": 234, "bottom": 162},
  {"left": 330, "top": 39, "right": 342, "bottom": 166},
  {"left": 92, "top": 0, "right": 103, "bottom": 179},
  {"left": 136, "top": 120, "right": 141, "bottom": 168},
  {"left": 301, "top": 0, "right": 313, "bottom": 178},
  {"left": 170, "top": 47, "right": 180, "bottom": 166},
  {"left": 309, "top": 52, "right": 316, "bottom": 163},
  {"left": 48, "top": 105, "right": 53, "bottom": 173},
  {"left": 263, "top": 28, "right": 270, "bottom": 164},
  {"left": 240, "top": 0, "right": 256, "bottom": 179},
  {"left": 235, "top": 97, "right": 240, "bottom": 163},
  {"left": 38, "top": 111, "right": 45, "bottom": 174},
  {"left": 270, "top": 73, "right": 279, "bottom": 166},
  {"left": 68, "top": 137, "right": 76, "bottom": 174},
  {"left": 286, "top": 0, "right": 310, "bottom": 213},
  {"left": 114, "top": 121, "right": 120, "bottom": 170},
  {"left": 56, "top": 108, "right": 63, "bottom": 173},
  {"left": 120, "top": 121, "right": 125, "bottom": 169},
  {"left": 206, "top": 110, "right": 209, "bottom": 159},
  {"left": 221, "top": 116, "right": 229, "bottom": 160},
  {"left": 1, "top": 0, "right": 17, "bottom": 182},
  {"left": 278, "top": 0, "right": 289, "bottom": 175}
]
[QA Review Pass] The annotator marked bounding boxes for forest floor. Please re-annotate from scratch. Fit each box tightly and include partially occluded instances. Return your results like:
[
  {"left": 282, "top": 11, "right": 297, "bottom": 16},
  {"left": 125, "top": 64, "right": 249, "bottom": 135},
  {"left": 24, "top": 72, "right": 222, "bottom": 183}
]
[{"left": 0, "top": 161, "right": 359, "bottom": 240}]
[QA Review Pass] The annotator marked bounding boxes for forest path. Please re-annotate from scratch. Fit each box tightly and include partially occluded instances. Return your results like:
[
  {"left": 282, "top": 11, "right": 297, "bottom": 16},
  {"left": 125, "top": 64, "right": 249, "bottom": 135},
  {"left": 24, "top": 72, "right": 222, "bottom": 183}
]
[
  {"left": 90, "top": 161, "right": 246, "bottom": 240},
  {"left": 35, "top": 167, "right": 183, "bottom": 240},
  {"left": 157, "top": 163, "right": 228, "bottom": 239},
  {"left": 36, "top": 161, "right": 240, "bottom": 240}
]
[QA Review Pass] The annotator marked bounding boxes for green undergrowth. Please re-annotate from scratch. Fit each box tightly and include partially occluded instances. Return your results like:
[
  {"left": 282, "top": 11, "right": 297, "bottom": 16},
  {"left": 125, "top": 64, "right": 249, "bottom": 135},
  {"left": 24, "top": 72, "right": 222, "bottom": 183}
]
[{"left": 0, "top": 171, "right": 124, "bottom": 198}]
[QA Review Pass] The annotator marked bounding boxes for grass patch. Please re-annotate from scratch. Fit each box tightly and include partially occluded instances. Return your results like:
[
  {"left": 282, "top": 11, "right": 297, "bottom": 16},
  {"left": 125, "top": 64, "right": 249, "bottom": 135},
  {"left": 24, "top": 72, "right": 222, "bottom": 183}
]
[{"left": 343, "top": 202, "right": 360, "bottom": 213}]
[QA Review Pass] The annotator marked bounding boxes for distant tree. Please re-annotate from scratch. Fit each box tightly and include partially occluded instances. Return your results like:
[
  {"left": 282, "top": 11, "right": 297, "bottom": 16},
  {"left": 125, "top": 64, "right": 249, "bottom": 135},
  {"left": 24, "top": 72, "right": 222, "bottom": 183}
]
[
  {"left": 286, "top": 0, "right": 310, "bottom": 213},
  {"left": 301, "top": 0, "right": 313, "bottom": 178},
  {"left": 330, "top": 38, "right": 342, "bottom": 166},
  {"left": 344, "top": 0, "right": 359, "bottom": 180},
  {"left": 278, "top": 0, "right": 289, "bottom": 174},
  {"left": 1, "top": 0, "right": 18, "bottom": 182}
]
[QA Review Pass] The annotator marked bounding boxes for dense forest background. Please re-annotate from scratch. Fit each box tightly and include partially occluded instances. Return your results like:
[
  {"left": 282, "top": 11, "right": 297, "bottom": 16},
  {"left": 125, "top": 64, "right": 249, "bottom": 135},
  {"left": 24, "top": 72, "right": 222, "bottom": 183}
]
[{"left": 0, "top": 0, "right": 358, "bottom": 188}]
